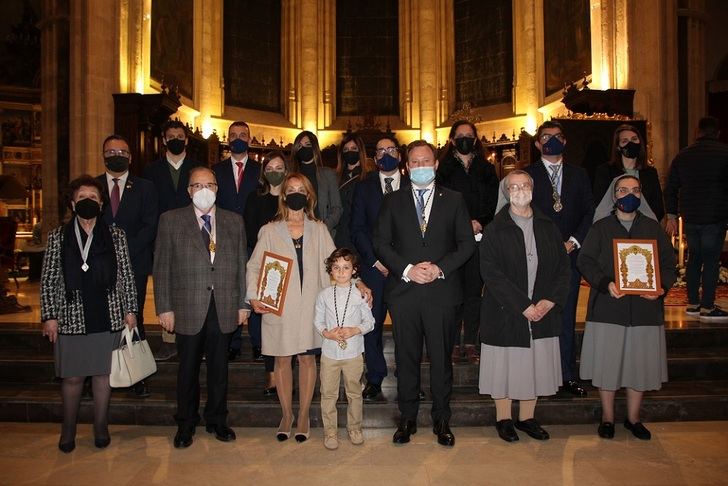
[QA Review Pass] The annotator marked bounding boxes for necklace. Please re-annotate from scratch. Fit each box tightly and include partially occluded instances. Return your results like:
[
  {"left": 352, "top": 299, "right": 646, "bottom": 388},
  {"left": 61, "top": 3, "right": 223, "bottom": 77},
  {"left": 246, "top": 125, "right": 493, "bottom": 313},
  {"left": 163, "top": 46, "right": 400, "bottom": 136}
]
[
  {"left": 413, "top": 187, "right": 435, "bottom": 234},
  {"left": 333, "top": 282, "right": 353, "bottom": 350},
  {"left": 292, "top": 236, "right": 303, "bottom": 249},
  {"left": 74, "top": 218, "right": 94, "bottom": 272}
]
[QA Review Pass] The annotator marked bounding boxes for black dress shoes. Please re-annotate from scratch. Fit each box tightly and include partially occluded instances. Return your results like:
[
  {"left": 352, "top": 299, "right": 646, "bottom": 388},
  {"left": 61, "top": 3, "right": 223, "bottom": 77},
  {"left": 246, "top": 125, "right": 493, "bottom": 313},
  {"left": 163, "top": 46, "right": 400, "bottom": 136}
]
[
  {"left": 433, "top": 420, "right": 455, "bottom": 446},
  {"left": 624, "top": 420, "right": 651, "bottom": 440},
  {"left": 252, "top": 346, "right": 263, "bottom": 361},
  {"left": 94, "top": 436, "right": 111, "bottom": 449},
  {"left": 263, "top": 386, "right": 277, "bottom": 397},
  {"left": 393, "top": 420, "right": 417, "bottom": 444},
  {"left": 227, "top": 348, "right": 241, "bottom": 362},
  {"left": 418, "top": 390, "right": 426, "bottom": 400},
  {"left": 598, "top": 422, "right": 615, "bottom": 439},
  {"left": 134, "top": 380, "right": 151, "bottom": 398},
  {"left": 58, "top": 440, "right": 75, "bottom": 453},
  {"left": 174, "top": 426, "right": 195, "bottom": 448},
  {"left": 495, "top": 419, "right": 519, "bottom": 442},
  {"left": 206, "top": 424, "right": 236, "bottom": 442},
  {"left": 562, "top": 380, "right": 587, "bottom": 397},
  {"left": 362, "top": 383, "right": 383, "bottom": 402},
  {"left": 514, "top": 419, "right": 550, "bottom": 440}
]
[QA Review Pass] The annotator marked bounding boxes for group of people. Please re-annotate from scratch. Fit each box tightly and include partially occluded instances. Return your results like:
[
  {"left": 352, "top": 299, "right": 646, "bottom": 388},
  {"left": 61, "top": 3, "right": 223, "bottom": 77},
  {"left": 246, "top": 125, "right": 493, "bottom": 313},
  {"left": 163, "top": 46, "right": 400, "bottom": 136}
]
[{"left": 39, "top": 115, "right": 727, "bottom": 452}]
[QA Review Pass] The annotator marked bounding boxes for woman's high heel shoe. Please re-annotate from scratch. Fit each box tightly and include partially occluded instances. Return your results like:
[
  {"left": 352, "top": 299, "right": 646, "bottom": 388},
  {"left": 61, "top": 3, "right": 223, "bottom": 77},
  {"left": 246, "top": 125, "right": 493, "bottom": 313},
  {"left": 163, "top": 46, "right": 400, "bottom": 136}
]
[
  {"left": 294, "top": 418, "right": 310, "bottom": 443},
  {"left": 276, "top": 416, "right": 294, "bottom": 441}
]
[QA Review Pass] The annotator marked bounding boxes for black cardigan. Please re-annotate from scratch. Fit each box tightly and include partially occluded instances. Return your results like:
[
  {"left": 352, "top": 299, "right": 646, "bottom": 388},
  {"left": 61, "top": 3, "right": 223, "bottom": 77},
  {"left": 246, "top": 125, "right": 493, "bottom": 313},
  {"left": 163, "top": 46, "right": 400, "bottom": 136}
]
[
  {"left": 479, "top": 206, "right": 571, "bottom": 348},
  {"left": 437, "top": 153, "right": 499, "bottom": 227},
  {"left": 577, "top": 212, "right": 677, "bottom": 327},
  {"left": 592, "top": 163, "right": 665, "bottom": 222}
]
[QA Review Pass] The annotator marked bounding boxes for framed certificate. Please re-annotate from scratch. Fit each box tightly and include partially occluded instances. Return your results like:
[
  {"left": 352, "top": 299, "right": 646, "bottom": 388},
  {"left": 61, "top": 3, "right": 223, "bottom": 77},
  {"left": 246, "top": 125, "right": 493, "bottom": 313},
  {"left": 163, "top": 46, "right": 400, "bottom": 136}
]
[
  {"left": 256, "top": 251, "right": 294, "bottom": 316},
  {"left": 612, "top": 239, "right": 662, "bottom": 295}
]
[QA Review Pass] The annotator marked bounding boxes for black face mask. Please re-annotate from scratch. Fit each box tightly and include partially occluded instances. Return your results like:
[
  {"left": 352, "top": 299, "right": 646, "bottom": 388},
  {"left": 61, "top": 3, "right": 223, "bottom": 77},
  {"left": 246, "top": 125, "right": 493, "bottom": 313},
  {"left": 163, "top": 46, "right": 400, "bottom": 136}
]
[
  {"left": 74, "top": 198, "right": 102, "bottom": 219},
  {"left": 104, "top": 155, "right": 129, "bottom": 173},
  {"left": 454, "top": 137, "right": 475, "bottom": 155},
  {"left": 286, "top": 193, "right": 307, "bottom": 211},
  {"left": 342, "top": 151, "right": 360, "bottom": 165},
  {"left": 619, "top": 141, "right": 641, "bottom": 159},
  {"left": 166, "top": 138, "right": 186, "bottom": 155},
  {"left": 296, "top": 147, "right": 314, "bottom": 163}
]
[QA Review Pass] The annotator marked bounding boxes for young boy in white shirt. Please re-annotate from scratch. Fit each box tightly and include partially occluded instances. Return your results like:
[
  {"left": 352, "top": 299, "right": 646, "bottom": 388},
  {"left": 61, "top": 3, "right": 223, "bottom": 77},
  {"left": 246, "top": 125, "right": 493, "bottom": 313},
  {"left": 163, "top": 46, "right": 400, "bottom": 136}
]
[{"left": 314, "top": 248, "right": 375, "bottom": 450}]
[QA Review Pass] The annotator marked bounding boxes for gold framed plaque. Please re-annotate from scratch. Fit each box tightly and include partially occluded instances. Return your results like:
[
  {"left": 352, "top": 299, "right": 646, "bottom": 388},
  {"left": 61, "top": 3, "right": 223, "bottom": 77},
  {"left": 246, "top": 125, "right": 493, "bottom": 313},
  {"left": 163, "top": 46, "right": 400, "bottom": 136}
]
[
  {"left": 612, "top": 239, "right": 662, "bottom": 296},
  {"left": 256, "top": 251, "right": 293, "bottom": 316}
]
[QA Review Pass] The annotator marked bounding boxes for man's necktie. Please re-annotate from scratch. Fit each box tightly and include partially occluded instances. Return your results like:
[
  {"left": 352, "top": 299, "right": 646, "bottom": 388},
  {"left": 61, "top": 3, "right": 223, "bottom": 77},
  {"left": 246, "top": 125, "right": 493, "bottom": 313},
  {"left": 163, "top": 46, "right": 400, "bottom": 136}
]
[
  {"left": 201, "top": 214, "right": 212, "bottom": 255},
  {"left": 384, "top": 177, "right": 394, "bottom": 194},
  {"left": 416, "top": 188, "right": 428, "bottom": 235},
  {"left": 111, "top": 178, "right": 120, "bottom": 217},
  {"left": 236, "top": 161, "right": 244, "bottom": 191}
]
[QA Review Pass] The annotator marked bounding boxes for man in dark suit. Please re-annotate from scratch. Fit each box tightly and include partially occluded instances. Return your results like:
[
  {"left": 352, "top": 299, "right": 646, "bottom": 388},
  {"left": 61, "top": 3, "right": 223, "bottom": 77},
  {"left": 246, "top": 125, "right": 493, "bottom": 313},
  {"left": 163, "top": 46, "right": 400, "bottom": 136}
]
[
  {"left": 154, "top": 167, "right": 249, "bottom": 449},
  {"left": 525, "top": 120, "right": 594, "bottom": 397},
  {"left": 350, "top": 135, "right": 407, "bottom": 402},
  {"left": 142, "top": 119, "right": 202, "bottom": 360},
  {"left": 96, "top": 134, "right": 158, "bottom": 397},
  {"left": 213, "top": 121, "right": 261, "bottom": 361},
  {"left": 374, "top": 140, "right": 475, "bottom": 447}
]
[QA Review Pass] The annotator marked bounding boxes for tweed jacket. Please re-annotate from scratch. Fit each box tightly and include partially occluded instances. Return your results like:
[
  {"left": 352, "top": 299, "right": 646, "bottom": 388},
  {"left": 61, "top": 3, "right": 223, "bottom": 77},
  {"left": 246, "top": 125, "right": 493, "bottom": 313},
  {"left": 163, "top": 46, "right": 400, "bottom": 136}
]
[
  {"left": 40, "top": 224, "right": 138, "bottom": 335},
  {"left": 153, "top": 205, "right": 248, "bottom": 335}
]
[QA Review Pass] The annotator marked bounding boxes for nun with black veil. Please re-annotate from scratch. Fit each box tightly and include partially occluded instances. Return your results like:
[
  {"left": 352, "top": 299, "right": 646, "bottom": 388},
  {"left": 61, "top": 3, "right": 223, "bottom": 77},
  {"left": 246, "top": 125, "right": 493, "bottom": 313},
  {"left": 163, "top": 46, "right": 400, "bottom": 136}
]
[
  {"left": 478, "top": 169, "right": 571, "bottom": 443},
  {"left": 578, "top": 174, "right": 676, "bottom": 441}
]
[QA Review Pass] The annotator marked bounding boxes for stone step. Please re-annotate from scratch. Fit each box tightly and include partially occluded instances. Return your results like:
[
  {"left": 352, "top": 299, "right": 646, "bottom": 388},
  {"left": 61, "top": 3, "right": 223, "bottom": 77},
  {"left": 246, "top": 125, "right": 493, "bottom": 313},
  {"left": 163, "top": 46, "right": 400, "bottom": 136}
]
[
  {"left": 1, "top": 380, "right": 727, "bottom": 427},
  {"left": 2, "top": 346, "right": 728, "bottom": 388}
]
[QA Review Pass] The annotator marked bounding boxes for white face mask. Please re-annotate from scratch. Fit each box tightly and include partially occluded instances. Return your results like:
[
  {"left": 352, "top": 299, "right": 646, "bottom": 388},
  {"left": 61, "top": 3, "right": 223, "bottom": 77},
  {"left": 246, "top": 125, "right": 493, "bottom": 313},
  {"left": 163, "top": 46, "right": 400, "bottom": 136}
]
[
  {"left": 510, "top": 190, "right": 532, "bottom": 208},
  {"left": 192, "top": 187, "right": 216, "bottom": 211}
]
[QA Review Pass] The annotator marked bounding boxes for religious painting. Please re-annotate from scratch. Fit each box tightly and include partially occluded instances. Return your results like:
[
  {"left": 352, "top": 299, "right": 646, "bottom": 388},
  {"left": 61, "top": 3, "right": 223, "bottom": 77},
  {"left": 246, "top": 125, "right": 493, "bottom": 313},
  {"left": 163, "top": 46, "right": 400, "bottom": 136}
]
[
  {"left": 0, "top": 108, "right": 33, "bottom": 146},
  {"left": 454, "top": 0, "right": 513, "bottom": 107},
  {"left": 151, "top": 0, "right": 194, "bottom": 99},
  {"left": 543, "top": 0, "right": 591, "bottom": 96},
  {"left": 0, "top": 0, "right": 40, "bottom": 88}
]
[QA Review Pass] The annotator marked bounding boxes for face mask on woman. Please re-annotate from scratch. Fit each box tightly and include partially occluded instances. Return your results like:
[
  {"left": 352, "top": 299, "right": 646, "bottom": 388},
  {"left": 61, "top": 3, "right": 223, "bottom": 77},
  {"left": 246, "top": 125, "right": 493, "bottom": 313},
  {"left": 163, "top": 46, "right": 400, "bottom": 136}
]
[
  {"left": 286, "top": 193, "right": 307, "bottom": 211},
  {"left": 615, "top": 193, "right": 640, "bottom": 213},
  {"left": 74, "top": 198, "right": 102, "bottom": 219}
]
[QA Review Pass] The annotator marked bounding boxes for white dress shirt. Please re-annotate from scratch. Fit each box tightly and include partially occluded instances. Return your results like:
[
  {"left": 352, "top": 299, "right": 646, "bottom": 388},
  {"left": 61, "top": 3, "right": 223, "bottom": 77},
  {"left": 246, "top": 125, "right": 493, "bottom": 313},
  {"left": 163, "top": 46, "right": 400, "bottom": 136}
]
[
  {"left": 193, "top": 205, "right": 217, "bottom": 264},
  {"left": 314, "top": 283, "right": 375, "bottom": 360},
  {"left": 378, "top": 170, "right": 401, "bottom": 194},
  {"left": 105, "top": 171, "right": 129, "bottom": 201},
  {"left": 166, "top": 155, "right": 184, "bottom": 171},
  {"left": 231, "top": 154, "right": 248, "bottom": 189},
  {"left": 402, "top": 181, "right": 437, "bottom": 281}
]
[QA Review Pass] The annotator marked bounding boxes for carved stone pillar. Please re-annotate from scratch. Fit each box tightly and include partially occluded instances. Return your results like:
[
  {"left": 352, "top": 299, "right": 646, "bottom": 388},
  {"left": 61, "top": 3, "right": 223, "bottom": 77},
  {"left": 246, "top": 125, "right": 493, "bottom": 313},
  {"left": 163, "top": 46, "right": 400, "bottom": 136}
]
[
  {"left": 680, "top": 0, "right": 707, "bottom": 139},
  {"left": 513, "top": 0, "right": 540, "bottom": 133},
  {"left": 195, "top": 0, "right": 223, "bottom": 127}
]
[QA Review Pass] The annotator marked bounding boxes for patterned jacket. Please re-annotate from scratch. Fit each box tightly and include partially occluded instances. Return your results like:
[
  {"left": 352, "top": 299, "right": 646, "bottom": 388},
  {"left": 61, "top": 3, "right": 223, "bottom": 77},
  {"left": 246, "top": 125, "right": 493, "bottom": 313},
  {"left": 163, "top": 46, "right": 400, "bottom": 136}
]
[{"left": 40, "top": 224, "right": 138, "bottom": 335}]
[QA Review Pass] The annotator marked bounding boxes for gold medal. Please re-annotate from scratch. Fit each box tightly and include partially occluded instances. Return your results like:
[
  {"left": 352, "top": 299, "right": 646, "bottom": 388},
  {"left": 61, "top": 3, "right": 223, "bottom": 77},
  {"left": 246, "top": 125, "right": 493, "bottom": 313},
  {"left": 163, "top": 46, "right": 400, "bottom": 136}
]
[
  {"left": 338, "top": 340, "right": 348, "bottom": 350},
  {"left": 208, "top": 240, "right": 216, "bottom": 252},
  {"left": 420, "top": 223, "right": 427, "bottom": 233},
  {"left": 553, "top": 200, "right": 563, "bottom": 212}
]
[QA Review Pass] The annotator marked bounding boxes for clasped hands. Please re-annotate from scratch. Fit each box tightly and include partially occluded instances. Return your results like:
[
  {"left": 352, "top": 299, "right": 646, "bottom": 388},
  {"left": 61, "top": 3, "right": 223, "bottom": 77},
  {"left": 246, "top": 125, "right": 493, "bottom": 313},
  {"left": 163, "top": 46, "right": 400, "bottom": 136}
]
[
  {"left": 522, "top": 299, "right": 555, "bottom": 322},
  {"left": 608, "top": 282, "right": 664, "bottom": 300},
  {"left": 406, "top": 261, "right": 442, "bottom": 284},
  {"left": 322, "top": 326, "right": 361, "bottom": 342}
]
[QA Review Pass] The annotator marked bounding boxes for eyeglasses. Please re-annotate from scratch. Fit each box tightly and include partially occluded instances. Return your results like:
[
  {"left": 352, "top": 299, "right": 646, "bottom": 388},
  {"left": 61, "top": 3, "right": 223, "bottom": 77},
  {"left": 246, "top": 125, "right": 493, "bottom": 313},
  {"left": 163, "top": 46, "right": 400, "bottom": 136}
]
[
  {"left": 539, "top": 133, "right": 565, "bottom": 142},
  {"left": 507, "top": 183, "right": 533, "bottom": 192},
  {"left": 104, "top": 149, "right": 130, "bottom": 157},
  {"left": 189, "top": 182, "right": 218, "bottom": 190},
  {"left": 375, "top": 147, "right": 399, "bottom": 156},
  {"left": 615, "top": 187, "right": 641, "bottom": 195}
]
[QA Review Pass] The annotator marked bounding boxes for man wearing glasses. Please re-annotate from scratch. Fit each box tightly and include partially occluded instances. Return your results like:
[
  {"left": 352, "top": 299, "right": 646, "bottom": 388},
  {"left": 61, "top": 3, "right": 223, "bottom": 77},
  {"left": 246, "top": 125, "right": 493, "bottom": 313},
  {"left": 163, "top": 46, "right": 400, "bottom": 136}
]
[
  {"left": 350, "top": 136, "right": 407, "bottom": 402},
  {"left": 96, "top": 134, "right": 158, "bottom": 397},
  {"left": 153, "top": 167, "right": 249, "bottom": 448},
  {"left": 525, "top": 121, "right": 594, "bottom": 397}
]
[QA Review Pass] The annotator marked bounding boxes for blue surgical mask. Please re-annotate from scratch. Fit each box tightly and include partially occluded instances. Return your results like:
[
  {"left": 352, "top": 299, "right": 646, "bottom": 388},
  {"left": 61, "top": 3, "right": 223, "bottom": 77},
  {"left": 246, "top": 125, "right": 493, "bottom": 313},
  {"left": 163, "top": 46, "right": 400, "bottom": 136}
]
[
  {"left": 615, "top": 193, "right": 640, "bottom": 213},
  {"left": 377, "top": 153, "right": 399, "bottom": 172},
  {"left": 541, "top": 136, "right": 564, "bottom": 156},
  {"left": 410, "top": 166, "right": 436, "bottom": 186},
  {"left": 230, "top": 138, "right": 249, "bottom": 154}
]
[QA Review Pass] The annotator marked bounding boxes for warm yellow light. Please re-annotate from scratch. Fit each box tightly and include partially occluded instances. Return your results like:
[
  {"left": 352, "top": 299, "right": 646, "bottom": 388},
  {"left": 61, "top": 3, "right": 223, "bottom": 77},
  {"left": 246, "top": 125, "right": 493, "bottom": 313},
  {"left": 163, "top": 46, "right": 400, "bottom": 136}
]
[
  {"left": 524, "top": 115, "right": 538, "bottom": 136},
  {"left": 201, "top": 118, "right": 214, "bottom": 139}
]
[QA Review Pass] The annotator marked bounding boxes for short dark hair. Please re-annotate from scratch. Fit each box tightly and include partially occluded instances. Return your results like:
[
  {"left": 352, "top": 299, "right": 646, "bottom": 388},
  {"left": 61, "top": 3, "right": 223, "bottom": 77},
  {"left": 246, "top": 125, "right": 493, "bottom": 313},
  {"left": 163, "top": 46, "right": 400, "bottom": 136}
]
[
  {"left": 535, "top": 120, "right": 565, "bottom": 141},
  {"left": 67, "top": 174, "right": 106, "bottom": 210},
  {"left": 376, "top": 135, "right": 399, "bottom": 148},
  {"left": 229, "top": 121, "right": 250, "bottom": 132},
  {"left": 324, "top": 247, "right": 359, "bottom": 275},
  {"left": 102, "top": 134, "right": 129, "bottom": 151},
  {"left": 406, "top": 139, "right": 437, "bottom": 159},
  {"left": 698, "top": 116, "right": 720, "bottom": 138},
  {"left": 161, "top": 119, "right": 187, "bottom": 139}
]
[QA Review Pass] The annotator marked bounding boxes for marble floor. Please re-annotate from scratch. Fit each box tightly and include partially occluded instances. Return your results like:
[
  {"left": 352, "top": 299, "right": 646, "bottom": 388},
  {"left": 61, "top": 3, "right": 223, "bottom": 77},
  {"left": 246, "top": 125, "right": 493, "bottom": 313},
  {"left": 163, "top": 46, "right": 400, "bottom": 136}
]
[{"left": 1, "top": 422, "right": 727, "bottom": 485}]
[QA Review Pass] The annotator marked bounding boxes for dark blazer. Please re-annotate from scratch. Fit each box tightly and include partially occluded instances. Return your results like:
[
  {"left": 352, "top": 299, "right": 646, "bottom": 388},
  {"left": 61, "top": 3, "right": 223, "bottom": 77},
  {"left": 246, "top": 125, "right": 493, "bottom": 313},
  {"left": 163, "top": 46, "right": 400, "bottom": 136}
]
[
  {"left": 142, "top": 156, "right": 201, "bottom": 216},
  {"left": 373, "top": 182, "right": 475, "bottom": 306},
  {"left": 350, "top": 171, "right": 409, "bottom": 268},
  {"left": 436, "top": 153, "right": 499, "bottom": 227},
  {"left": 479, "top": 206, "right": 571, "bottom": 347},
  {"left": 96, "top": 174, "right": 158, "bottom": 276},
  {"left": 153, "top": 205, "right": 248, "bottom": 336},
  {"left": 525, "top": 161, "right": 595, "bottom": 248},
  {"left": 592, "top": 163, "right": 665, "bottom": 221},
  {"left": 577, "top": 212, "right": 677, "bottom": 327},
  {"left": 213, "top": 157, "right": 261, "bottom": 216}
]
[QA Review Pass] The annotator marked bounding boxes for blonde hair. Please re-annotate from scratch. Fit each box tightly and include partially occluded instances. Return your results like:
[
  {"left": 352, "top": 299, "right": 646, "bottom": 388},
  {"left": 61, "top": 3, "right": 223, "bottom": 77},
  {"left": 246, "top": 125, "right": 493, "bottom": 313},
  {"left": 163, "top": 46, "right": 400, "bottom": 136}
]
[{"left": 274, "top": 173, "right": 319, "bottom": 222}]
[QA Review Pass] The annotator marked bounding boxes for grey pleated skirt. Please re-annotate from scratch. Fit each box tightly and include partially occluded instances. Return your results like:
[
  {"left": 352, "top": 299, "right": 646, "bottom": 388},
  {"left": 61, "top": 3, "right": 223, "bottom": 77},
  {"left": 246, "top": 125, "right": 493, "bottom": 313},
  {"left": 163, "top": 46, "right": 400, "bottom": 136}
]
[
  {"left": 579, "top": 321, "right": 667, "bottom": 392},
  {"left": 54, "top": 330, "right": 122, "bottom": 378},
  {"left": 479, "top": 337, "right": 562, "bottom": 401}
]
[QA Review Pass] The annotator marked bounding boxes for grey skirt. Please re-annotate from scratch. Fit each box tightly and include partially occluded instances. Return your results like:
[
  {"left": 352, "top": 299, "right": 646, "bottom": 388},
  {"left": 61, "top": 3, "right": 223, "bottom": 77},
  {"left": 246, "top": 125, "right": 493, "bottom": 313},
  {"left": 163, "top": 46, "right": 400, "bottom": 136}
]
[
  {"left": 479, "top": 336, "right": 562, "bottom": 401},
  {"left": 54, "top": 330, "right": 122, "bottom": 378},
  {"left": 579, "top": 321, "right": 667, "bottom": 392}
]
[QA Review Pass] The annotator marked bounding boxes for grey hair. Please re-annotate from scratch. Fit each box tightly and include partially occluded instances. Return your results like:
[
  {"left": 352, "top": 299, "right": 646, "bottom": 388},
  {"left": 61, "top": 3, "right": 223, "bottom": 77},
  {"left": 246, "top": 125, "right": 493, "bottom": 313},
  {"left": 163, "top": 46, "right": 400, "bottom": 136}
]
[{"left": 503, "top": 169, "right": 534, "bottom": 188}]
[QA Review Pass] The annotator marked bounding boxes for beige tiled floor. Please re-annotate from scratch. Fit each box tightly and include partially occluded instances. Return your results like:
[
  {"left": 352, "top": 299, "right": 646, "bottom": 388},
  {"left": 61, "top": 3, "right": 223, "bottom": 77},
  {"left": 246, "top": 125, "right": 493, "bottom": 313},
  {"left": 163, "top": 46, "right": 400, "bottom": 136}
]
[{"left": 1, "top": 422, "right": 727, "bottom": 485}]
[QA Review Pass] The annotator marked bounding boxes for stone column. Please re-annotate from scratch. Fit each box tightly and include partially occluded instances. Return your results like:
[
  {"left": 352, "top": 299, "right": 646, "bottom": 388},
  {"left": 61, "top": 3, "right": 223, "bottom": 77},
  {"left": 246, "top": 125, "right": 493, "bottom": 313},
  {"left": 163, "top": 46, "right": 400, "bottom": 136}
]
[
  {"left": 415, "top": 0, "right": 439, "bottom": 143},
  {"left": 68, "top": 0, "right": 120, "bottom": 177},
  {"left": 680, "top": 0, "right": 707, "bottom": 139},
  {"left": 513, "top": 0, "right": 540, "bottom": 133},
  {"left": 299, "top": 0, "right": 319, "bottom": 132},
  {"left": 195, "top": 0, "right": 223, "bottom": 128}
]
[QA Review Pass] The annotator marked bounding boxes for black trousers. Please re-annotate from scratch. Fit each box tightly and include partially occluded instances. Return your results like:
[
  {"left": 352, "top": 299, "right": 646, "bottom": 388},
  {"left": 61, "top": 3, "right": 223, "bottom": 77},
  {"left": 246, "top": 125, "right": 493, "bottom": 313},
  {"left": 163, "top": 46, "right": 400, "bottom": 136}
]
[
  {"left": 175, "top": 295, "right": 233, "bottom": 427},
  {"left": 559, "top": 265, "right": 581, "bottom": 382},
  {"left": 452, "top": 248, "right": 483, "bottom": 346},
  {"left": 359, "top": 264, "right": 388, "bottom": 386},
  {"left": 389, "top": 301, "right": 455, "bottom": 423},
  {"left": 134, "top": 272, "right": 148, "bottom": 340}
]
